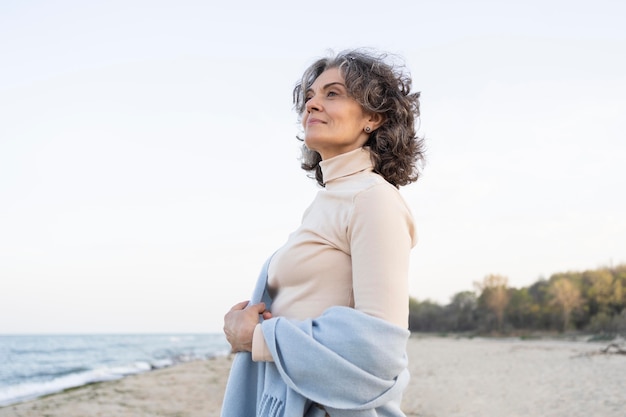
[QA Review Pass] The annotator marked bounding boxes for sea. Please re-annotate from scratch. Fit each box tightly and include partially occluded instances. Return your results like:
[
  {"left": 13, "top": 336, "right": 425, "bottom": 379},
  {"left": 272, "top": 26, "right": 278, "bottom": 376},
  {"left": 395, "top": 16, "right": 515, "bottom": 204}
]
[{"left": 0, "top": 333, "right": 230, "bottom": 407}]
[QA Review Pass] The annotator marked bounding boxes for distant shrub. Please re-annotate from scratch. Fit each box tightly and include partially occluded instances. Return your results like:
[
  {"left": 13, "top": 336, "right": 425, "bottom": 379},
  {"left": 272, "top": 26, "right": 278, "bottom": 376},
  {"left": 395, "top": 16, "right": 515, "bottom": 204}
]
[{"left": 587, "top": 310, "right": 626, "bottom": 336}]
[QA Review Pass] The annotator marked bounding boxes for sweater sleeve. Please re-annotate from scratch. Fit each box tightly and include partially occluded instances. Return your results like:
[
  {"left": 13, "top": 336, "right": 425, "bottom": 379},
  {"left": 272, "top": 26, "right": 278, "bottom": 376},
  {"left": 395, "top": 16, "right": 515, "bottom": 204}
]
[
  {"left": 348, "top": 183, "right": 416, "bottom": 328},
  {"left": 251, "top": 323, "right": 274, "bottom": 362}
]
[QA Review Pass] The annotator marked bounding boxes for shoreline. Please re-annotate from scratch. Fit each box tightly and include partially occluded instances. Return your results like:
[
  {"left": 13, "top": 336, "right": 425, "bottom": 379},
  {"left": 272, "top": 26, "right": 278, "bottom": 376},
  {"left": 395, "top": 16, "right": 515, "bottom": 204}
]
[
  {"left": 0, "top": 356, "right": 234, "bottom": 417},
  {"left": 1, "top": 336, "right": 623, "bottom": 417},
  {"left": 0, "top": 333, "right": 228, "bottom": 409}
]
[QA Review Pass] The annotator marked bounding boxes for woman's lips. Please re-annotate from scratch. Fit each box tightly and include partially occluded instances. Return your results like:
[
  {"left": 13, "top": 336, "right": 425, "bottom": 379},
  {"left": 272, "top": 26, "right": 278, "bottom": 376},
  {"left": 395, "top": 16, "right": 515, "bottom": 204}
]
[{"left": 307, "top": 118, "right": 325, "bottom": 125}]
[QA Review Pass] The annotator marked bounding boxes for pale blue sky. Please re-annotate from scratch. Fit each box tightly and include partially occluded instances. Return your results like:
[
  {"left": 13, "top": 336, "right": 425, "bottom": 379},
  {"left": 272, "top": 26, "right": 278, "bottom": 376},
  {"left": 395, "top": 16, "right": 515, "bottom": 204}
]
[{"left": 1, "top": 0, "right": 625, "bottom": 333}]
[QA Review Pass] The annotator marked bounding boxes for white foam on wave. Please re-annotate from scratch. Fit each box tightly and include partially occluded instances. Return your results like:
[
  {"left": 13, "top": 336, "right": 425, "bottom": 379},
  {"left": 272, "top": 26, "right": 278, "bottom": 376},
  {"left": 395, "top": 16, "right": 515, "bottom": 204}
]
[{"left": 0, "top": 362, "right": 152, "bottom": 407}]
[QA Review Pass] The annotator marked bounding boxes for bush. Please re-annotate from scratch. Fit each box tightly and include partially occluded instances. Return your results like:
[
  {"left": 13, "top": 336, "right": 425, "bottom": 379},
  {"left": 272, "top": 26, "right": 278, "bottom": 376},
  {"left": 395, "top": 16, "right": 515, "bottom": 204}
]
[{"left": 587, "top": 310, "right": 626, "bottom": 336}]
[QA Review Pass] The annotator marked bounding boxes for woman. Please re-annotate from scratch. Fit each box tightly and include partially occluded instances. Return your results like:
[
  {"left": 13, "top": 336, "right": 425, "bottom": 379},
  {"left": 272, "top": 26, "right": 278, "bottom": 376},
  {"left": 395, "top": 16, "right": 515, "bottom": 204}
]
[{"left": 221, "top": 49, "right": 424, "bottom": 417}]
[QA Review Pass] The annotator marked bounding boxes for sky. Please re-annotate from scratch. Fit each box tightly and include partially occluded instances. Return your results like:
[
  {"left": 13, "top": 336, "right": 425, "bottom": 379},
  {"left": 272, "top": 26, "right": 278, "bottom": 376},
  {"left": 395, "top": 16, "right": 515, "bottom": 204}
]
[{"left": 1, "top": 0, "right": 625, "bottom": 334}]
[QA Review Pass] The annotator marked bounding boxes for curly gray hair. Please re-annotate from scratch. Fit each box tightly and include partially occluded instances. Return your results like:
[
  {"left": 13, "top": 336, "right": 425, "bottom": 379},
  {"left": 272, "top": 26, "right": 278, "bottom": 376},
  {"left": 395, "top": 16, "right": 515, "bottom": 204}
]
[{"left": 293, "top": 48, "right": 425, "bottom": 188}]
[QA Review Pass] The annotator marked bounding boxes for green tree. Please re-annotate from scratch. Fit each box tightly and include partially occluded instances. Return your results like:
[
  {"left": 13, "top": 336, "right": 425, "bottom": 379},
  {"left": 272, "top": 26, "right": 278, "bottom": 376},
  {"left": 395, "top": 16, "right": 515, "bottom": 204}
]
[
  {"left": 446, "top": 291, "right": 478, "bottom": 332},
  {"left": 584, "top": 269, "right": 621, "bottom": 316},
  {"left": 506, "top": 288, "right": 534, "bottom": 330},
  {"left": 527, "top": 279, "right": 554, "bottom": 330},
  {"left": 408, "top": 297, "right": 446, "bottom": 332}
]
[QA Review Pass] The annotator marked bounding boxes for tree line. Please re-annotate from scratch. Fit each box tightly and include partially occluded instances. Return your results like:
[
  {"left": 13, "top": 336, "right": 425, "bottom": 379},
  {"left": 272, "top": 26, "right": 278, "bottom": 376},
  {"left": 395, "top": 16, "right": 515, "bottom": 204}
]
[{"left": 409, "top": 264, "right": 626, "bottom": 336}]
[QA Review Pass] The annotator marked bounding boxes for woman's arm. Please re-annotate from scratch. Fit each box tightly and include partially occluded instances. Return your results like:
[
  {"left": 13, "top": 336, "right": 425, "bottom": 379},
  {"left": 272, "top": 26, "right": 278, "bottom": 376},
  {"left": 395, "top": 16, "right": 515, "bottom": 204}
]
[{"left": 348, "top": 182, "right": 416, "bottom": 328}]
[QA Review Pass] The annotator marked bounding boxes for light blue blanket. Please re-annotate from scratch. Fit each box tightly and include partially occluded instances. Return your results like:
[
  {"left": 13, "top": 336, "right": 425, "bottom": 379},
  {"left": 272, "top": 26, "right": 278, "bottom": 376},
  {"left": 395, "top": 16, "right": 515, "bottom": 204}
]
[{"left": 220, "top": 256, "right": 410, "bottom": 417}]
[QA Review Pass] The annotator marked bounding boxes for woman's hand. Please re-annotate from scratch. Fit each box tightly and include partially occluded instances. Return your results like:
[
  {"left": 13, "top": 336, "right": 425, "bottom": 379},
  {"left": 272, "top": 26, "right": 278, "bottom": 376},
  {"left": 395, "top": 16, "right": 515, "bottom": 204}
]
[{"left": 223, "top": 301, "right": 272, "bottom": 353}]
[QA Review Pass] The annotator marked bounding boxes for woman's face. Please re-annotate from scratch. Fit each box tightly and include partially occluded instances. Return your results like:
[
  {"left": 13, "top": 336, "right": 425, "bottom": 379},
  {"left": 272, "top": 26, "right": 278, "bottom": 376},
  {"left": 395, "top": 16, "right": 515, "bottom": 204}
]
[{"left": 301, "top": 67, "right": 375, "bottom": 160}]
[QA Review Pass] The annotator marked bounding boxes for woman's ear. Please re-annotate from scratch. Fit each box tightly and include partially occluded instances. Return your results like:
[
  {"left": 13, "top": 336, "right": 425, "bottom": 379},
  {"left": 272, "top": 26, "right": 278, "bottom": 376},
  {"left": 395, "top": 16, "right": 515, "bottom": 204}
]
[{"left": 368, "top": 112, "right": 385, "bottom": 131}]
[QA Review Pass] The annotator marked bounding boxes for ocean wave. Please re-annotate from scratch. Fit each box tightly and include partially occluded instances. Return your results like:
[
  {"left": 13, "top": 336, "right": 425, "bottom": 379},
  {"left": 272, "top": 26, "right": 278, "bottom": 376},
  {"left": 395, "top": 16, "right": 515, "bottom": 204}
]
[
  {"left": 0, "top": 333, "right": 230, "bottom": 407},
  {"left": 9, "top": 347, "right": 97, "bottom": 355},
  {"left": 9, "top": 366, "right": 92, "bottom": 382},
  {"left": 0, "top": 361, "right": 155, "bottom": 407}
]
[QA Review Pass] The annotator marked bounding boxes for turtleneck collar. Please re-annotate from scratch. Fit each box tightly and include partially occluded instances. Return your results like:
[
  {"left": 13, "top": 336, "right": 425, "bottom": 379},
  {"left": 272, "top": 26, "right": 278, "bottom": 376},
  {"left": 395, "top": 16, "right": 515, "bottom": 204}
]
[{"left": 319, "top": 147, "right": 374, "bottom": 185}]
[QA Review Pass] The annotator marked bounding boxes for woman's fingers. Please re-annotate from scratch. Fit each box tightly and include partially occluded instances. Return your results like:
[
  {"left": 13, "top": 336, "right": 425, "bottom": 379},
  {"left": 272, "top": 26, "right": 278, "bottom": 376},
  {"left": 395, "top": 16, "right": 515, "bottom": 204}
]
[
  {"left": 223, "top": 301, "right": 271, "bottom": 353},
  {"left": 228, "top": 300, "right": 250, "bottom": 312}
]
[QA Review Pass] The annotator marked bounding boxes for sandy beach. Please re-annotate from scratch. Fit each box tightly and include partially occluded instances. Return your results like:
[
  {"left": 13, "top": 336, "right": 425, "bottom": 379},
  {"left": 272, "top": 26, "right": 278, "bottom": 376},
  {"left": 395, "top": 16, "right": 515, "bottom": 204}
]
[{"left": 1, "top": 336, "right": 623, "bottom": 417}]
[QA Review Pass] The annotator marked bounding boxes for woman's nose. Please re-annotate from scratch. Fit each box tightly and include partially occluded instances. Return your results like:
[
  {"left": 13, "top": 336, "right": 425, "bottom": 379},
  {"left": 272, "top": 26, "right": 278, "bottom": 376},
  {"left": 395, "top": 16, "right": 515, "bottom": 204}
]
[{"left": 305, "top": 95, "right": 321, "bottom": 113}]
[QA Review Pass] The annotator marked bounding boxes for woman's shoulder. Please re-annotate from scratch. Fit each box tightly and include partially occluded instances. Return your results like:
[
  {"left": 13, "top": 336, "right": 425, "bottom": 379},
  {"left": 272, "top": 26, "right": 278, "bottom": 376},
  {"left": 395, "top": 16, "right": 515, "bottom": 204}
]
[
  {"left": 356, "top": 171, "right": 405, "bottom": 198},
  {"left": 352, "top": 173, "right": 413, "bottom": 215},
  {"left": 348, "top": 173, "right": 417, "bottom": 245}
]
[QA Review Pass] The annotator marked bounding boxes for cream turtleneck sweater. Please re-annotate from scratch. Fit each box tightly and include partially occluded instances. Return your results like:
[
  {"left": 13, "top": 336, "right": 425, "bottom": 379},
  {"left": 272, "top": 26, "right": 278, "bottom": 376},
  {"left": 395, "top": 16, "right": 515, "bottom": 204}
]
[{"left": 252, "top": 147, "right": 417, "bottom": 361}]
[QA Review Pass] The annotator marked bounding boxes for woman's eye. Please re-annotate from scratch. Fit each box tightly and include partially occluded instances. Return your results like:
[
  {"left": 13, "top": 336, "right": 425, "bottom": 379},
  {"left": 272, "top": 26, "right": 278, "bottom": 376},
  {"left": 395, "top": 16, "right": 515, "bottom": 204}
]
[
  {"left": 304, "top": 95, "right": 312, "bottom": 102},
  {"left": 327, "top": 91, "right": 338, "bottom": 97}
]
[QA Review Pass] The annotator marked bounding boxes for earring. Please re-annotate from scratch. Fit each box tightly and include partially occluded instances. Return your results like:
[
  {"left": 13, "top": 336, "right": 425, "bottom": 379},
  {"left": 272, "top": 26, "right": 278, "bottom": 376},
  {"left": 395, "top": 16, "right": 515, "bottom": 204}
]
[{"left": 365, "top": 126, "right": 371, "bottom": 133}]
